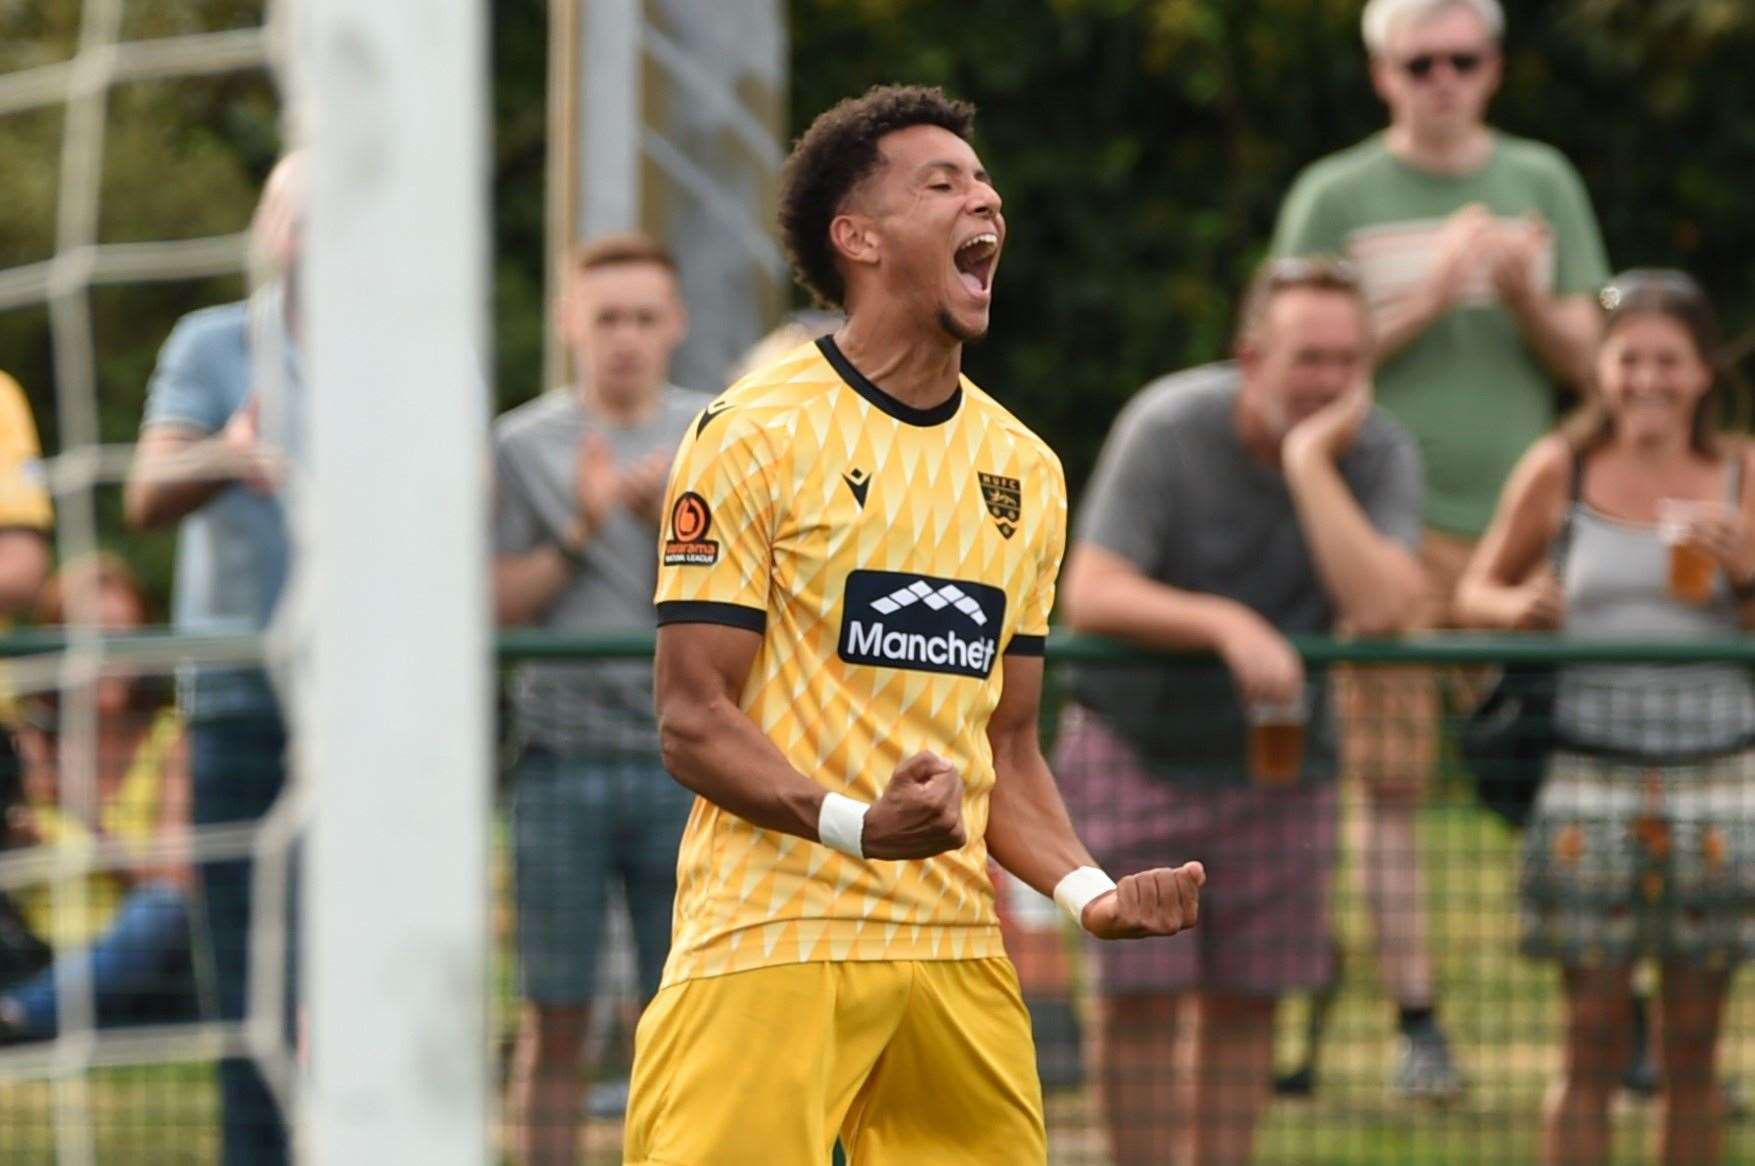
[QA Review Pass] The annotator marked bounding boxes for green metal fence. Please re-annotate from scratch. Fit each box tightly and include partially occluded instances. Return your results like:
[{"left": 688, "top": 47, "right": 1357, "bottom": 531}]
[{"left": 4, "top": 630, "right": 1755, "bottom": 1164}]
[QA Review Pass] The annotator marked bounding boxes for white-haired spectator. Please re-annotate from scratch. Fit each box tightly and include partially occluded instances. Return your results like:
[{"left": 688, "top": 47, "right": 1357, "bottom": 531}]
[
  {"left": 1361, "top": 0, "right": 1503, "bottom": 57},
  {"left": 1269, "top": 0, "right": 1610, "bottom": 1101}
]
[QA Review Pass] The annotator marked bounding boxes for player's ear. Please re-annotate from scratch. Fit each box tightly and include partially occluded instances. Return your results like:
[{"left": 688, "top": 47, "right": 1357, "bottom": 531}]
[{"left": 829, "top": 212, "right": 880, "bottom": 270}]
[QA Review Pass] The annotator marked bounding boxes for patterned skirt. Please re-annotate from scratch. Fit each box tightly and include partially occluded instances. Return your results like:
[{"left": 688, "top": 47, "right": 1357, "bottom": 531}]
[{"left": 1521, "top": 748, "right": 1755, "bottom": 968}]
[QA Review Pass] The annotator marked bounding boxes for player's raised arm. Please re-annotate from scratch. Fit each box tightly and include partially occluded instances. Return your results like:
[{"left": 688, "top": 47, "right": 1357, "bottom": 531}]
[{"left": 985, "top": 651, "right": 1204, "bottom": 940}]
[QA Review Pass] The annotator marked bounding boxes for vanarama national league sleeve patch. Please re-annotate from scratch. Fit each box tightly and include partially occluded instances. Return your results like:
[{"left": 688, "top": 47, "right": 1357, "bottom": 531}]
[
  {"left": 653, "top": 405, "right": 777, "bottom": 617},
  {"left": 662, "top": 491, "right": 719, "bottom": 566}
]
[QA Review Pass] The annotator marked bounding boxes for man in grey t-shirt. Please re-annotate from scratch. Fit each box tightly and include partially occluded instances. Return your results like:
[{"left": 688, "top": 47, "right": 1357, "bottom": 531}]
[
  {"left": 1054, "top": 257, "right": 1424, "bottom": 1165},
  {"left": 492, "top": 232, "right": 706, "bottom": 1164}
]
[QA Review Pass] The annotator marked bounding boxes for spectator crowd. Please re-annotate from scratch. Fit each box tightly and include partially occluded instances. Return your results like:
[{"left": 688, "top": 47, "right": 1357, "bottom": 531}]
[{"left": 0, "top": 0, "right": 1752, "bottom": 1163}]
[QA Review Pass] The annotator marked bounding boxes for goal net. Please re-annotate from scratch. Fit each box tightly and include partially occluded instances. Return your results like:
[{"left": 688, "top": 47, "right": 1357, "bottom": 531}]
[{"left": 0, "top": 1, "right": 489, "bottom": 1161}]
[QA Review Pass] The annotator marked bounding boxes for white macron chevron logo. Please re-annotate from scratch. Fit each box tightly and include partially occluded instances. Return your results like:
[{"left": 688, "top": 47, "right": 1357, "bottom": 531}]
[{"left": 868, "top": 580, "right": 989, "bottom": 627}]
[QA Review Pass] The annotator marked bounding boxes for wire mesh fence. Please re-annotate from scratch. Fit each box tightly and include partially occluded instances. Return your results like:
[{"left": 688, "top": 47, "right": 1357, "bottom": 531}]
[{"left": 4, "top": 629, "right": 1755, "bottom": 1163}]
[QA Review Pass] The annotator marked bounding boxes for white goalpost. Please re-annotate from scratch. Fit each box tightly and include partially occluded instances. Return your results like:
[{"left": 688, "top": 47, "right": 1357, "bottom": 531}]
[
  {"left": 297, "top": 0, "right": 490, "bottom": 1161},
  {"left": 0, "top": 0, "right": 491, "bottom": 1159}
]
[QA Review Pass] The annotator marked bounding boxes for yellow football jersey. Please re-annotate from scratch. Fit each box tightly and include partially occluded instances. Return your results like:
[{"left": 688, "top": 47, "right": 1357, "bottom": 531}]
[
  {"left": 653, "top": 337, "right": 1067, "bottom": 985},
  {"left": 0, "top": 372, "right": 51, "bottom": 536},
  {"left": 0, "top": 372, "right": 51, "bottom": 723}
]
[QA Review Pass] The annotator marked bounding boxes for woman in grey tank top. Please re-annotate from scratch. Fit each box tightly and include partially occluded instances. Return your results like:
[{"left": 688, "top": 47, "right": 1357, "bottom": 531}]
[{"left": 1457, "top": 270, "right": 1755, "bottom": 1166}]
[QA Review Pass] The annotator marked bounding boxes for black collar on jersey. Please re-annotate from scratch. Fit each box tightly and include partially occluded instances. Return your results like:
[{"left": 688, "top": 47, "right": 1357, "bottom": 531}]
[{"left": 816, "top": 336, "right": 962, "bottom": 428}]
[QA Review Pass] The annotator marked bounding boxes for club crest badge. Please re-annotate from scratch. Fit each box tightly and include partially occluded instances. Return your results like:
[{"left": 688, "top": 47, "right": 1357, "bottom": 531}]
[{"left": 978, "top": 472, "right": 1021, "bottom": 540}]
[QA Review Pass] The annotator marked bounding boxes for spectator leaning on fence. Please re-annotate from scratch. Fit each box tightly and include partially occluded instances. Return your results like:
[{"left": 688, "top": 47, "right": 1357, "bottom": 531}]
[
  {"left": 1455, "top": 269, "right": 1755, "bottom": 1166},
  {"left": 1268, "top": 0, "right": 1611, "bottom": 1099},
  {"left": 121, "top": 153, "right": 304, "bottom": 1166},
  {"left": 1055, "top": 256, "right": 1425, "bottom": 1166},
  {"left": 491, "top": 230, "right": 706, "bottom": 1166},
  {"left": 0, "top": 555, "right": 196, "bottom": 1044}
]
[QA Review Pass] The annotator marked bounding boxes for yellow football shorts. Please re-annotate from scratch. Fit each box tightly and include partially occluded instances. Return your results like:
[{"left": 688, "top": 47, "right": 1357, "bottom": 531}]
[{"left": 623, "top": 957, "right": 1047, "bottom": 1165}]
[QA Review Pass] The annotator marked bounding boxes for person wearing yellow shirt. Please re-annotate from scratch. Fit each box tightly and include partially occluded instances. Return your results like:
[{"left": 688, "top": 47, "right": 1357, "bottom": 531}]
[
  {"left": 0, "top": 368, "right": 53, "bottom": 804},
  {"left": 0, "top": 371, "right": 51, "bottom": 619},
  {"left": 0, "top": 555, "right": 194, "bottom": 1042}
]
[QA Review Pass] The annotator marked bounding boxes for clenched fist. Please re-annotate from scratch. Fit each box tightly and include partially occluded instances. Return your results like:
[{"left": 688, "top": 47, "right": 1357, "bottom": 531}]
[
  {"left": 860, "top": 751, "right": 967, "bottom": 860},
  {"left": 1082, "top": 862, "right": 1205, "bottom": 940}
]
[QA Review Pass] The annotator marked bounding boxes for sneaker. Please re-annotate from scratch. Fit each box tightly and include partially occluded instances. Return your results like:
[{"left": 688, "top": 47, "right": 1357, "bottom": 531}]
[
  {"left": 1621, "top": 1047, "right": 1660, "bottom": 1097},
  {"left": 0, "top": 997, "right": 29, "bottom": 1046},
  {"left": 1273, "top": 1064, "right": 1316, "bottom": 1098},
  {"left": 1723, "top": 1075, "right": 1747, "bottom": 1120},
  {"left": 1393, "top": 1025, "right": 1465, "bottom": 1102},
  {"left": 1617, "top": 1056, "right": 1744, "bottom": 1116}
]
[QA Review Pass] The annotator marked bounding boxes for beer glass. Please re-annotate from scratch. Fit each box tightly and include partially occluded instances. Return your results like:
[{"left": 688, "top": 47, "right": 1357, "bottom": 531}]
[
  {"left": 1659, "top": 499, "right": 1717, "bottom": 605},
  {"left": 1247, "top": 690, "right": 1308, "bottom": 786}
]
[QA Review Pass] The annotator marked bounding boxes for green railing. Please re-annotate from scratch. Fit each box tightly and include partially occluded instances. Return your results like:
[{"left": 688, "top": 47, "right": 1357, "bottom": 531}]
[
  {"left": 5, "top": 626, "right": 1754, "bottom": 666},
  {"left": 494, "top": 628, "right": 1755, "bottom": 666},
  {"left": 5, "top": 627, "right": 1755, "bottom": 1162},
  {"left": 3, "top": 628, "right": 1755, "bottom": 663}
]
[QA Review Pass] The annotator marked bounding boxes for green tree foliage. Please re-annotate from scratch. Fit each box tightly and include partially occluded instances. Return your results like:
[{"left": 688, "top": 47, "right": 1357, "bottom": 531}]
[
  {"left": 1, "top": 0, "right": 1752, "bottom": 605},
  {"left": 0, "top": 0, "right": 276, "bottom": 604},
  {"left": 0, "top": 0, "right": 549, "bottom": 607},
  {"left": 491, "top": 0, "right": 551, "bottom": 415},
  {"left": 791, "top": 0, "right": 1755, "bottom": 496}
]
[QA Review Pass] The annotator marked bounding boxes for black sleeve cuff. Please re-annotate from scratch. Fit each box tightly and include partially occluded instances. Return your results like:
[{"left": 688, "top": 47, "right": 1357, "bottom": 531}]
[
  {"left": 1005, "top": 633, "right": 1047, "bottom": 656},
  {"left": 655, "top": 600, "right": 767, "bottom": 634}
]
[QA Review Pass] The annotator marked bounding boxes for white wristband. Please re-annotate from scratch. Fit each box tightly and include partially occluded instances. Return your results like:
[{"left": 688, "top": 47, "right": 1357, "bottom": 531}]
[
  {"left": 1053, "top": 866, "right": 1117, "bottom": 927},
  {"left": 817, "top": 792, "right": 870, "bottom": 859}
]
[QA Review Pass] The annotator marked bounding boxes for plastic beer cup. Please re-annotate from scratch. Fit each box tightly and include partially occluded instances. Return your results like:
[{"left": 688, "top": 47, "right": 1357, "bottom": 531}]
[{"left": 1247, "top": 691, "right": 1308, "bottom": 786}]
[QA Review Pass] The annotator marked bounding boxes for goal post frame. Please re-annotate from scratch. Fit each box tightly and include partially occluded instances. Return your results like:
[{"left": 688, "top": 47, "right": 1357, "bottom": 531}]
[{"left": 300, "top": 0, "right": 491, "bottom": 1160}]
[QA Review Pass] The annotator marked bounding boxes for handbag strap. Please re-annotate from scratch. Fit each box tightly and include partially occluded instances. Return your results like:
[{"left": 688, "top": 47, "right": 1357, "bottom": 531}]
[{"left": 1548, "top": 447, "right": 1584, "bottom": 573}]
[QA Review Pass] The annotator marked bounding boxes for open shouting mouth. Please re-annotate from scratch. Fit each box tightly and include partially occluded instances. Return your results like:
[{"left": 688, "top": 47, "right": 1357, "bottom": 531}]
[{"left": 953, "top": 231, "right": 999, "bottom": 298}]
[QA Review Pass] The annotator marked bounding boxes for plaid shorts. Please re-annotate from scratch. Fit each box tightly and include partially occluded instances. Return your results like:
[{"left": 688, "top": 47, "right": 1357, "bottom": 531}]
[
  {"left": 1052, "top": 706, "right": 1337, "bottom": 996},
  {"left": 511, "top": 750, "right": 694, "bottom": 1003}
]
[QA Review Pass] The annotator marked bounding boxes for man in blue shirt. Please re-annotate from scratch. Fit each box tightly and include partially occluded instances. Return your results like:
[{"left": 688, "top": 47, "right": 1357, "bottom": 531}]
[{"left": 123, "top": 155, "right": 304, "bottom": 1166}]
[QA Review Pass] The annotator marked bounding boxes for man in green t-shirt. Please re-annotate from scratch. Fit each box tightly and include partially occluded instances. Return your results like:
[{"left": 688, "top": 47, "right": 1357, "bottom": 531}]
[{"left": 1270, "top": 0, "right": 1610, "bottom": 1103}]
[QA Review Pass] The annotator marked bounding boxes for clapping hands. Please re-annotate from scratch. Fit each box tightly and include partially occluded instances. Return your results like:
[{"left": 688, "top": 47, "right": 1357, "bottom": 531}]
[{"left": 575, "top": 434, "right": 673, "bottom": 534}]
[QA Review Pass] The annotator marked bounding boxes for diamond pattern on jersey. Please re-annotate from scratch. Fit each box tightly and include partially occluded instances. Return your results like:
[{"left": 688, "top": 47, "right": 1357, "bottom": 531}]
[{"left": 653, "top": 341, "right": 1069, "bottom": 986}]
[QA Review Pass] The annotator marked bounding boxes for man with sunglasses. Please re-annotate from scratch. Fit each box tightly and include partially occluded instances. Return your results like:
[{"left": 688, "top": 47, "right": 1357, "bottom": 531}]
[{"left": 1270, "top": 0, "right": 1610, "bottom": 1103}]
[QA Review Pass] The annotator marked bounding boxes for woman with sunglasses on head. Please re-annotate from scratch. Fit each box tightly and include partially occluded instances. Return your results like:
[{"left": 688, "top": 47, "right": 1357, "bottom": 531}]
[{"left": 1457, "top": 270, "right": 1755, "bottom": 1165}]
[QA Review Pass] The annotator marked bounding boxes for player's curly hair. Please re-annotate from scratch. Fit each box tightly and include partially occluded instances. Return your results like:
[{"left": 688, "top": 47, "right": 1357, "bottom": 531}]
[{"left": 778, "top": 84, "right": 977, "bottom": 309}]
